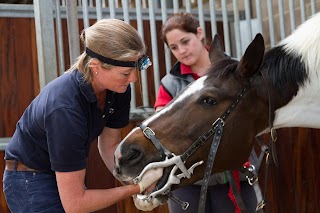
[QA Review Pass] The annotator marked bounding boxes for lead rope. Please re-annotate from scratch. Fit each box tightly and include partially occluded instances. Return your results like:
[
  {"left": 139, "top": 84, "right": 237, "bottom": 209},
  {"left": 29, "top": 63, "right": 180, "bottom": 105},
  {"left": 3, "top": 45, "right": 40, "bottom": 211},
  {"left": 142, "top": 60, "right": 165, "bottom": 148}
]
[{"left": 227, "top": 171, "right": 248, "bottom": 213}]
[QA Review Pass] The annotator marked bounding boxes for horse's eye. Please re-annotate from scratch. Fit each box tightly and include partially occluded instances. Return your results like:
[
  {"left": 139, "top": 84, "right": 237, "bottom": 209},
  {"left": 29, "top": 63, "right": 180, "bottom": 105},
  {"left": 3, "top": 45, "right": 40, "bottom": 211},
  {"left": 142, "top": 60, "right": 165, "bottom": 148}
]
[{"left": 202, "top": 97, "right": 217, "bottom": 105}]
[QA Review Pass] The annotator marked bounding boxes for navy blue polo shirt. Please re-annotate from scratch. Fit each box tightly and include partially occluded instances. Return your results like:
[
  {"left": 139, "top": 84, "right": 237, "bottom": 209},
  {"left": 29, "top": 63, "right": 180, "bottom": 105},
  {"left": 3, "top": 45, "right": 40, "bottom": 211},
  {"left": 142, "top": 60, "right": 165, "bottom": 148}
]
[{"left": 5, "top": 69, "right": 130, "bottom": 172}]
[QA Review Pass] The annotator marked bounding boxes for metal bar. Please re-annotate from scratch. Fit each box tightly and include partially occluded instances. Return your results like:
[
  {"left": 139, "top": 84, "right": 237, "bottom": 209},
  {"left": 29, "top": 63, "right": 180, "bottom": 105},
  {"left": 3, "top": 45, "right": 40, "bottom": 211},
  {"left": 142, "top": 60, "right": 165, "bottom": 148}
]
[
  {"left": 55, "top": 0, "right": 65, "bottom": 76},
  {"left": 173, "top": 0, "right": 179, "bottom": 13},
  {"left": 160, "top": 0, "right": 172, "bottom": 75},
  {"left": 66, "top": 0, "right": 81, "bottom": 64},
  {"left": 34, "top": 0, "right": 58, "bottom": 89},
  {"left": 82, "top": 0, "right": 90, "bottom": 29},
  {"left": 300, "top": 0, "right": 306, "bottom": 23},
  {"left": 209, "top": 0, "right": 217, "bottom": 36},
  {"left": 233, "top": 0, "right": 242, "bottom": 59},
  {"left": 185, "top": 0, "right": 191, "bottom": 13},
  {"left": 122, "top": 0, "right": 130, "bottom": 23},
  {"left": 267, "top": 0, "right": 276, "bottom": 47},
  {"left": 289, "top": 0, "right": 296, "bottom": 31},
  {"left": 244, "top": 0, "right": 252, "bottom": 42},
  {"left": 109, "top": 0, "right": 116, "bottom": 18},
  {"left": 0, "top": 137, "right": 11, "bottom": 151},
  {"left": 278, "top": 0, "right": 286, "bottom": 40},
  {"left": 221, "top": 0, "right": 231, "bottom": 55},
  {"left": 148, "top": 0, "right": 161, "bottom": 96},
  {"left": 311, "top": 0, "right": 316, "bottom": 15},
  {"left": 0, "top": 4, "right": 229, "bottom": 21},
  {"left": 96, "top": 0, "right": 103, "bottom": 20},
  {"left": 197, "top": 0, "right": 206, "bottom": 38},
  {"left": 255, "top": 0, "right": 263, "bottom": 34}
]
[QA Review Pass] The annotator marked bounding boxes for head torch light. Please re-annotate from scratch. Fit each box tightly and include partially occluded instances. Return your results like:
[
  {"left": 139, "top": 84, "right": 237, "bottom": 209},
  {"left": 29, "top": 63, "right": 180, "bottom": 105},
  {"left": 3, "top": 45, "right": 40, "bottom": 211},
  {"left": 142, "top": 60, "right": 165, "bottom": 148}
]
[{"left": 85, "top": 47, "right": 152, "bottom": 71}]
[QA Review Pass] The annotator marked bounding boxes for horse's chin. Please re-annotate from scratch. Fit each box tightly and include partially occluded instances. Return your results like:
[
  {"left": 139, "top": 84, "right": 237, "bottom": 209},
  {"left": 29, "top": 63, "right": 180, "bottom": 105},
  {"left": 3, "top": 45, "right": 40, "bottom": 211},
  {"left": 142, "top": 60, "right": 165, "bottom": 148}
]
[{"left": 137, "top": 193, "right": 168, "bottom": 205}]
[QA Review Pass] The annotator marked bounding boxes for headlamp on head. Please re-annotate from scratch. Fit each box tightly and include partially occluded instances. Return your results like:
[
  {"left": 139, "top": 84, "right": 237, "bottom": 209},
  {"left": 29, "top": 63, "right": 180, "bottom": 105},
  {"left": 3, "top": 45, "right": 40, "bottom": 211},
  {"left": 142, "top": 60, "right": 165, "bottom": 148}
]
[
  {"left": 85, "top": 47, "right": 152, "bottom": 71},
  {"left": 138, "top": 55, "right": 152, "bottom": 71}
]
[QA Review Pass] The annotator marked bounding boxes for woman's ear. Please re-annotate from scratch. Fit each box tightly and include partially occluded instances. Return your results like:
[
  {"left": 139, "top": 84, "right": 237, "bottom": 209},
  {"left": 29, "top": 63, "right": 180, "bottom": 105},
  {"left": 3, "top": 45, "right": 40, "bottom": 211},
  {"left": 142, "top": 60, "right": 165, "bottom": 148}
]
[
  {"left": 89, "top": 58, "right": 100, "bottom": 73},
  {"left": 196, "top": 27, "right": 204, "bottom": 40}
]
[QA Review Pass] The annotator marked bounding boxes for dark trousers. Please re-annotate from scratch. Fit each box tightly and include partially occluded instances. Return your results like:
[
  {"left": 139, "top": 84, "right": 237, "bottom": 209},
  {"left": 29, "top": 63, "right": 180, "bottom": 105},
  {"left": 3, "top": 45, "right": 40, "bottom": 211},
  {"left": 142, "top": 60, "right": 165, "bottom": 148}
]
[
  {"left": 3, "top": 170, "right": 65, "bottom": 213},
  {"left": 168, "top": 182, "right": 257, "bottom": 213}
]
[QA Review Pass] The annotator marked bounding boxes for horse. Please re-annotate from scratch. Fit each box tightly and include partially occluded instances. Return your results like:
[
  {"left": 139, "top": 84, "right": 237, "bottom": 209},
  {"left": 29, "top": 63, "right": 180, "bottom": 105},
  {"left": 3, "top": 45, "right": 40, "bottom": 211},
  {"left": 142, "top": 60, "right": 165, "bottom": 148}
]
[{"left": 113, "top": 12, "right": 320, "bottom": 207}]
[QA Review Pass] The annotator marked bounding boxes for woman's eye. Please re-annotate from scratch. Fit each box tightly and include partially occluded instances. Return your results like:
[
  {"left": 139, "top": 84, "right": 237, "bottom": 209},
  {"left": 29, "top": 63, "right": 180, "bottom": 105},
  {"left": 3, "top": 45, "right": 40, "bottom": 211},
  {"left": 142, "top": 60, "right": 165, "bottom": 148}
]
[
  {"left": 182, "top": 39, "right": 189, "bottom": 45},
  {"left": 202, "top": 97, "right": 216, "bottom": 105},
  {"left": 122, "top": 73, "right": 130, "bottom": 77},
  {"left": 170, "top": 46, "right": 177, "bottom": 51}
]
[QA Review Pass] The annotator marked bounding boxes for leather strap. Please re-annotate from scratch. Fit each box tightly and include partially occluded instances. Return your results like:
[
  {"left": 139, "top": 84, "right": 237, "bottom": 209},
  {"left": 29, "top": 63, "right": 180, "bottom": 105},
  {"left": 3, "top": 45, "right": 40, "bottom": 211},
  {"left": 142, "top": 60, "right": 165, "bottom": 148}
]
[
  {"left": 227, "top": 171, "right": 249, "bottom": 213},
  {"left": 139, "top": 123, "right": 173, "bottom": 158},
  {"left": 198, "top": 119, "right": 224, "bottom": 213},
  {"left": 5, "top": 160, "right": 38, "bottom": 172}
]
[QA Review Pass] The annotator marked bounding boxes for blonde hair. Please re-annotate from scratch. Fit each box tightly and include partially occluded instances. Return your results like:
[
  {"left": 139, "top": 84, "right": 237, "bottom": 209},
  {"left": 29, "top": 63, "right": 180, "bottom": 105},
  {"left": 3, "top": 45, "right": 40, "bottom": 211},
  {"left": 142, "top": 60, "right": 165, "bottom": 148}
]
[{"left": 68, "top": 19, "right": 146, "bottom": 82}]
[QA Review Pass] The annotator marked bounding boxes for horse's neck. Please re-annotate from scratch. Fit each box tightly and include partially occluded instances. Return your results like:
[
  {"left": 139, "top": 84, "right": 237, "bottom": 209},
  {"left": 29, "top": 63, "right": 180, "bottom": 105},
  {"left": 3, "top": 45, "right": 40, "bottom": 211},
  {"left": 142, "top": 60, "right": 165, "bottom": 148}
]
[{"left": 273, "top": 77, "right": 320, "bottom": 129}]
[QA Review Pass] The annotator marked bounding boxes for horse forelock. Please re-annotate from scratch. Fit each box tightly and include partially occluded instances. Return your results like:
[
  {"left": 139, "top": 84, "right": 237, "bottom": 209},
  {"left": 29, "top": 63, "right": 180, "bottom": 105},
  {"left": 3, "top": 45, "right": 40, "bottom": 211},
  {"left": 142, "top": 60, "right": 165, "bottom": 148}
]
[
  {"left": 143, "top": 76, "right": 208, "bottom": 126},
  {"left": 209, "top": 58, "right": 238, "bottom": 78}
]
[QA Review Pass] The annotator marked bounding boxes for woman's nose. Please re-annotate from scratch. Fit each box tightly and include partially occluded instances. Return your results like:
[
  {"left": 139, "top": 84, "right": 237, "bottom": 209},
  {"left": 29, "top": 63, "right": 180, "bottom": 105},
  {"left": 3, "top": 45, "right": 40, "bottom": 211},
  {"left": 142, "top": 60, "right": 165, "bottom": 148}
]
[
  {"left": 129, "top": 70, "right": 138, "bottom": 83},
  {"left": 178, "top": 46, "right": 187, "bottom": 54}
]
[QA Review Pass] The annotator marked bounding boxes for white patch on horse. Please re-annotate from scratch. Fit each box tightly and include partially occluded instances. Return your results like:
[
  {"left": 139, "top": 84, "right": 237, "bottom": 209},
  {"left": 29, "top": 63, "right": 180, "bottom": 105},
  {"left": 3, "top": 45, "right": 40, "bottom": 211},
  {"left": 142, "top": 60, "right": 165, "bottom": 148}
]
[
  {"left": 274, "top": 13, "right": 320, "bottom": 129},
  {"left": 143, "top": 76, "right": 207, "bottom": 126}
]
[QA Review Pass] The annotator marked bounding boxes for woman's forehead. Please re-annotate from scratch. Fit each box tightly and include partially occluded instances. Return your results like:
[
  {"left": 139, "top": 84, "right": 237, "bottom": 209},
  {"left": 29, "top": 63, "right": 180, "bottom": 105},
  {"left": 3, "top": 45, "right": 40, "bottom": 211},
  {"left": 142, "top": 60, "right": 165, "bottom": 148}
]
[{"left": 166, "top": 29, "right": 195, "bottom": 45}]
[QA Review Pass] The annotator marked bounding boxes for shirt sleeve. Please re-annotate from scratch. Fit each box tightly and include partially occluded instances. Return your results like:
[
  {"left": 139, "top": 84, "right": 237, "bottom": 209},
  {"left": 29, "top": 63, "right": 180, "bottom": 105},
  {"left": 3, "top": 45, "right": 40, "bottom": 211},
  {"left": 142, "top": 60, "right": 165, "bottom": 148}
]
[
  {"left": 154, "top": 85, "right": 173, "bottom": 109},
  {"left": 45, "top": 107, "right": 88, "bottom": 172}
]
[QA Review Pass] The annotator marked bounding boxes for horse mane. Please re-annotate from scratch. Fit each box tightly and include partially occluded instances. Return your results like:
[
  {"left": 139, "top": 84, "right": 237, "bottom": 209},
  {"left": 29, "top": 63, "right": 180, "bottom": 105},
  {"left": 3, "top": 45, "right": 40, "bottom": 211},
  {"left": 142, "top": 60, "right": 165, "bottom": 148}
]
[
  {"left": 208, "top": 58, "right": 238, "bottom": 79},
  {"left": 261, "top": 13, "right": 320, "bottom": 96}
]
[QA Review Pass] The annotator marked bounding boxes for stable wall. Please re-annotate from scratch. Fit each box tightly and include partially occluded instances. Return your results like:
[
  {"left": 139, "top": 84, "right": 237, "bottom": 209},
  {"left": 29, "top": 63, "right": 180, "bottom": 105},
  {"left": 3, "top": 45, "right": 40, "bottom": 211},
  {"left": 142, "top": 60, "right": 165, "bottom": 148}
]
[{"left": 1, "top": 15, "right": 320, "bottom": 213}]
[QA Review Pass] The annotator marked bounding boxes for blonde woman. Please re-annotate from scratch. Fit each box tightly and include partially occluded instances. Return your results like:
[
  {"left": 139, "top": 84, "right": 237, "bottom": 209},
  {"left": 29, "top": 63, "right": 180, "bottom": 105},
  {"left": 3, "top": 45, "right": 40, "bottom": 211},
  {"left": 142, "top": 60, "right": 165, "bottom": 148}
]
[{"left": 3, "top": 19, "right": 161, "bottom": 212}]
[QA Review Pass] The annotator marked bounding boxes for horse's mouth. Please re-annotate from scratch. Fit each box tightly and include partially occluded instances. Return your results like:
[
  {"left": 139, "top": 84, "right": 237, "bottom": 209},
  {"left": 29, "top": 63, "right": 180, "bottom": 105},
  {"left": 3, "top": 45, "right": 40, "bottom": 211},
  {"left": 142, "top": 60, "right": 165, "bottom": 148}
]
[
  {"left": 114, "top": 163, "right": 173, "bottom": 204},
  {"left": 154, "top": 166, "right": 172, "bottom": 190},
  {"left": 140, "top": 166, "right": 173, "bottom": 199}
]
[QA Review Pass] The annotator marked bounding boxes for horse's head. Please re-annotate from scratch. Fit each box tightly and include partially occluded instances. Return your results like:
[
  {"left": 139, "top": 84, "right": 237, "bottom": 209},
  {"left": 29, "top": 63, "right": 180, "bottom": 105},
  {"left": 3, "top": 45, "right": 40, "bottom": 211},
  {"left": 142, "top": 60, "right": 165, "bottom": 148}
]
[{"left": 114, "top": 33, "right": 268, "bottom": 193}]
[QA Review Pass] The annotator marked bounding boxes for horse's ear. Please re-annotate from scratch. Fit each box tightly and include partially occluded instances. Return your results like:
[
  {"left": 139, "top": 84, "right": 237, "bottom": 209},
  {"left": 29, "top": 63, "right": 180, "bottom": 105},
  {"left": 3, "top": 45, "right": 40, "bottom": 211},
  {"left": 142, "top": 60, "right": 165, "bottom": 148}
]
[
  {"left": 237, "top": 33, "right": 265, "bottom": 78},
  {"left": 209, "top": 34, "right": 227, "bottom": 63}
]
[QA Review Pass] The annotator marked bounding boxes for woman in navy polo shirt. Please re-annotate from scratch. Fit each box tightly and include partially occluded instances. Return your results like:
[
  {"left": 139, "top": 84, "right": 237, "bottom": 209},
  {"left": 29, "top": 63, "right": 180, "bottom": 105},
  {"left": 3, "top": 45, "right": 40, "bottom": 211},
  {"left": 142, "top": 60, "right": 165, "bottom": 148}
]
[{"left": 3, "top": 18, "right": 162, "bottom": 212}]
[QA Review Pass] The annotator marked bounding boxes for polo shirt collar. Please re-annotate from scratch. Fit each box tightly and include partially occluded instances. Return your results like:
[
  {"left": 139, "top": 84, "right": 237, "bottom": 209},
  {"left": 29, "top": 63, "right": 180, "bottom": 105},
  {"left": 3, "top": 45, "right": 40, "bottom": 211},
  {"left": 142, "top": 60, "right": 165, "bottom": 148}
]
[{"left": 75, "top": 69, "right": 97, "bottom": 103}]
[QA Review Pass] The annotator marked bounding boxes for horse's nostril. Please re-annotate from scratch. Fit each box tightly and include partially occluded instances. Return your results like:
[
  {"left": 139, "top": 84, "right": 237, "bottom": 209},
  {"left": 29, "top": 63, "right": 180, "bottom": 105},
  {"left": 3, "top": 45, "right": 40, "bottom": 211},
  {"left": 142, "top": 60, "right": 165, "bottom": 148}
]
[
  {"left": 115, "top": 166, "right": 120, "bottom": 175},
  {"left": 121, "top": 147, "right": 144, "bottom": 166}
]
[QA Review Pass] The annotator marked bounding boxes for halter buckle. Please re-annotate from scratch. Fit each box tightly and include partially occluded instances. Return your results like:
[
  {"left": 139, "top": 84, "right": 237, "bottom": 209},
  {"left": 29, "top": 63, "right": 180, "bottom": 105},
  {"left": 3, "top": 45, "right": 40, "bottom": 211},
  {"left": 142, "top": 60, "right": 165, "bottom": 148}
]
[
  {"left": 256, "top": 200, "right": 266, "bottom": 210},
  {"left": 212, "top": 117, "right": 225, "bottom": 128},
  {"left": 270, "top": 127, "right": 277, "bottom": 142},
  {"left": 142, "top": 126, "right": 155, "bottom": 139}
]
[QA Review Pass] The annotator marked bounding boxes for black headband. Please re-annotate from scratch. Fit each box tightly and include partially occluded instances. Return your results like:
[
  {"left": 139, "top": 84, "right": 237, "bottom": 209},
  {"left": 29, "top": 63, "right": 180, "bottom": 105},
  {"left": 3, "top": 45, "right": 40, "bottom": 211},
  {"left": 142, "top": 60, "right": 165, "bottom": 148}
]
[{"left": 85, "top": 47, "right": 151, "bottom": 71}]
